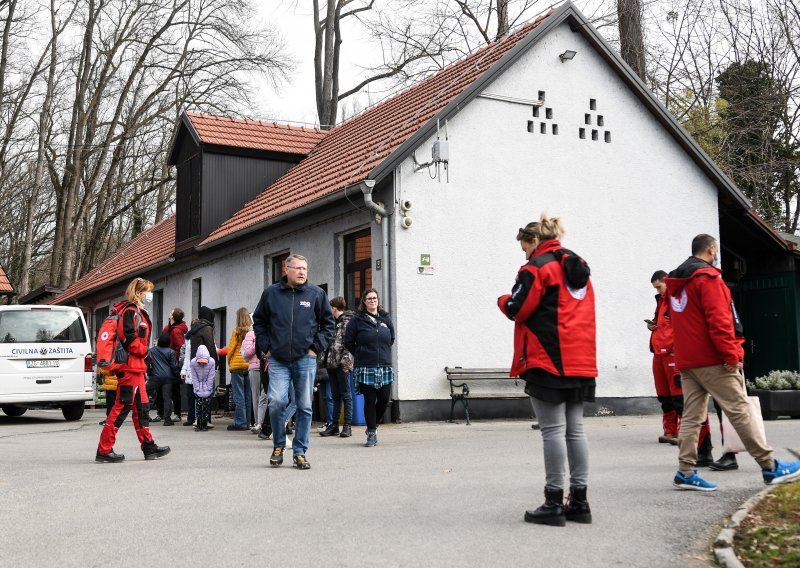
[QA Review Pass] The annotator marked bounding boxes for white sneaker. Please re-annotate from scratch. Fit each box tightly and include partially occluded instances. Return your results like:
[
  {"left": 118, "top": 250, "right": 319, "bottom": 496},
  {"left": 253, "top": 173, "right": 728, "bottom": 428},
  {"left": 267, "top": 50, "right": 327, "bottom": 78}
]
[{"left": 251, "top": 424, "right": 261, "bottom": 434}]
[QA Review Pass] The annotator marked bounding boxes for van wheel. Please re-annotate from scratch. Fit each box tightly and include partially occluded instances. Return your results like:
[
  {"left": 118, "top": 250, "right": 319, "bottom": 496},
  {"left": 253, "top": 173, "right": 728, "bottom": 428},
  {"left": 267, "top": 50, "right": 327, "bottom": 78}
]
[
  {"left": 62, "top": 403, "right": 84, "bottom": 421},
  {"left": 2, "top": 406, "right": 27, "bottom": 417}
]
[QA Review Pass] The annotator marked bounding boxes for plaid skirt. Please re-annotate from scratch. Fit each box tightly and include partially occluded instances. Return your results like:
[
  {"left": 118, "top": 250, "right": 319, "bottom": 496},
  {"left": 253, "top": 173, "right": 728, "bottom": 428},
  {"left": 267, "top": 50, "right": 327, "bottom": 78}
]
[{"left": 352, "top": 366, "right": 395, "bottom": 390}]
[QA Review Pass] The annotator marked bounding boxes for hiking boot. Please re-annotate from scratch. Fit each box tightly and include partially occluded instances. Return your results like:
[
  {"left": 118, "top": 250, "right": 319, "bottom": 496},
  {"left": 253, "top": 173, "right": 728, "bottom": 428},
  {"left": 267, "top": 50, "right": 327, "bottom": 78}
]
[
  {"left": 162, "top": 418, "right": 175, "bottom": 426},
  {"left": 365, "top": 430, "right": 377, "bottom": 447},
  {"left": 320, "top": 423, "right": 340, "bottom": 437},
  {"left": 95, "top": 450, "right": 125, "bottom": 463},
  {"left": 763, "top": 459, "right": 800, "bottom": 485},
  {"left": 658, "top": 434, "right": 678, "bottom": 445},
  {"left": 709, "top": 452, "right": 739, "bottom": 471},
  {"left": 340, "top": 424, "right": 352, "bottom": 438},
  {"left": 270, "top": 447, "right": 284, "bottom": 467},
  {"left": 696, "top": 452, "right": 714, "bottom": 467},
  {"left": 142, "top": 441, "right": 171, "bottom": 460},
  {"left": 672, "top": 470, "right": 717, "bottom": 491},
  {"left": 293, "top": 454, "right": 311, "bottom": 470},
  {"left": 524, "top": 488, "right": 566, "bottom": 526},
  {"left": 563, "top": 486, "right": 592, "bottom": 524}
]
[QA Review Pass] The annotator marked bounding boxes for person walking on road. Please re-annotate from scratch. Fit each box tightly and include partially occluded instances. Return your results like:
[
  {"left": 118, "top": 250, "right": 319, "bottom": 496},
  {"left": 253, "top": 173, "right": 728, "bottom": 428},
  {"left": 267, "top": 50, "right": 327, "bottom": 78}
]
[
  {"left": 320, "top": 296, "right": 355, "bottom": 438},
  {"left": 226, "top": 308, "right": 253, "bottom": 431},
  {"left": 498, "top": 215, "right": 595, "bottom": 527},
  {"left": 253, "top": 254, "right": 335, "bottom": 470},
  {"left": 667, "top": 234, "right": 800, "bottom": 491},
  {"left": 648, "top": 270, "right": 713, "bottom": 463},
  {"left": 96, "top": 277, "right": 170, "bottom": 463},
  {"left": 345, "top": 289, "right": 395, "bottom": 448}
]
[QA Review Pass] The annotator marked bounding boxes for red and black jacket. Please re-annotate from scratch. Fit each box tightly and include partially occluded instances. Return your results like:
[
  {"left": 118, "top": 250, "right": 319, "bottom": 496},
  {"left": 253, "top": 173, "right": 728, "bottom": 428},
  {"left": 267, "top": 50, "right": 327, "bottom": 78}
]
[
  {"left": 649, "top": 293, "right": 674, "bottom": 355},
  {"left": 112, "top": 300, "right": 152, "bottom": 377},
  {"left": 498, "top": 240, "right": 597, "bottom": 378},
  {"left": 665, "top": 257, "right": 744, "bottom": 369}
]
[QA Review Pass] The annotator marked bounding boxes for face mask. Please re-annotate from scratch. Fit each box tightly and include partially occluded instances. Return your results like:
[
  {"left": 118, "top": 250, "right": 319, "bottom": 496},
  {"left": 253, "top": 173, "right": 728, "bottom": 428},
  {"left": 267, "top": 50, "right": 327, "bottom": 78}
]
[
  {"left": 712, "top": 257, "right": 720, "bottom": 268},
  {"left": 144, "top": 291, "right": 153, "bottom": 303}
]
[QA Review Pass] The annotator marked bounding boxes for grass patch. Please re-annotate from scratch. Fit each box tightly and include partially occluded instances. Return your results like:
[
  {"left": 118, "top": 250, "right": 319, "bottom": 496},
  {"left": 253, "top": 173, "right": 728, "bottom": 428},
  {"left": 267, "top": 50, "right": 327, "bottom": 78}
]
[{"left": 733, "top": 482, "right": 800, "bottom": 567}]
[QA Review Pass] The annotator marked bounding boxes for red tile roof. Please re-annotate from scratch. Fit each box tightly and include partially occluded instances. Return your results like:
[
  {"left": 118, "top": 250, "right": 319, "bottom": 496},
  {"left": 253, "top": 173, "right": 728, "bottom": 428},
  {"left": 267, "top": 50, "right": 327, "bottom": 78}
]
[
  {"left": 0, "top": 264, "right": 14, "bottom": 294},
  {"left": 201, "top": 11, "right": 554, "bottom": 245},
  {"left": 186, "top": 112, "right": 327, "bottom": 155},
  {"left": 52, "top": 217, "right": 176, "bottom": 305}
]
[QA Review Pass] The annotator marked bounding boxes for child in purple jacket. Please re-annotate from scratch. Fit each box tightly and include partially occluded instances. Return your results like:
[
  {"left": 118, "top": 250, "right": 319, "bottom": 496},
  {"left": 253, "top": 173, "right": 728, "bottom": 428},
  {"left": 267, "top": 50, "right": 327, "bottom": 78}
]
[{"left": 191, "top": 345, "right": 216, "bottom": 431}]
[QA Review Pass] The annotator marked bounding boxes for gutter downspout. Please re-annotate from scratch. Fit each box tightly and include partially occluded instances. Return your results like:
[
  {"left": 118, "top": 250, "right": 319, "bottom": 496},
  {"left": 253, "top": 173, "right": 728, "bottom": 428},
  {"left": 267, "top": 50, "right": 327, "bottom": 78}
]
[{"left": 359, "top": 179, "right": 394, "bottom": 313}]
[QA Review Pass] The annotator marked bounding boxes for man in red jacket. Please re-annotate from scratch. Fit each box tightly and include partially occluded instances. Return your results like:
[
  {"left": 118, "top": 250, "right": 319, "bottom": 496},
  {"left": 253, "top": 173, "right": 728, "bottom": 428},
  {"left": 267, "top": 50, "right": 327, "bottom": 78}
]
[
  {"left": 666, "top": 234, "right": 800, "bottom": 491},
  {"left": 648, "top": 271, "right": 712, "bottom": 464}
]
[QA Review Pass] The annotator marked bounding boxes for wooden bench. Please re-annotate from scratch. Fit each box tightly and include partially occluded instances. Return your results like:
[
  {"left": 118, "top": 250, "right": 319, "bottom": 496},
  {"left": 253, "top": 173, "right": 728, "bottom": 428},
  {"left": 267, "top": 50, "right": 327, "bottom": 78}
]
[{"left": 445, "top": 366, "right": 526, "bottom": 425}]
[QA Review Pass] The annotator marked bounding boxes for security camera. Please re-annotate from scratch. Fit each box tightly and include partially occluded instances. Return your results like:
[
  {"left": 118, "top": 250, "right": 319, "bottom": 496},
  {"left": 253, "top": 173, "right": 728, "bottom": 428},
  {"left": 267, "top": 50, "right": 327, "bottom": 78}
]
[
  {"left": 400, "top": 200, "right": 413, "bottom": 212},
  {"left": 401, "top": 216, "right": 413, "bottom": 229}
]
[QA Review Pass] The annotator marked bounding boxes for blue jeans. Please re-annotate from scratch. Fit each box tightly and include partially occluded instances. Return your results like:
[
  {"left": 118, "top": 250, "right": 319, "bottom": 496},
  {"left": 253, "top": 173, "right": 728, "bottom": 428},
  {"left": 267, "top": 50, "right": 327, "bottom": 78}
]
[
  {"left": 268, "top": 355, "right": 316, "bottom": 456},
  {"left": 320, "top": 380, "right": 334, "bottom": 423},
  {"left": 230, "top": 371, "right": 252, "bottom": 428},
  {"left": 327, "top": 368, "right": 353, "bottom": 424}
]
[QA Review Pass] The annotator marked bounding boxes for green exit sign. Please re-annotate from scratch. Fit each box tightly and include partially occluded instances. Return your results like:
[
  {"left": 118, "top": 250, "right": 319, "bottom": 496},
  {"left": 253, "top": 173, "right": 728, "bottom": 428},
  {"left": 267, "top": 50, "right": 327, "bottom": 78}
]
[{"left": 420, "top": 254, "right": 431, "bottom": 266}]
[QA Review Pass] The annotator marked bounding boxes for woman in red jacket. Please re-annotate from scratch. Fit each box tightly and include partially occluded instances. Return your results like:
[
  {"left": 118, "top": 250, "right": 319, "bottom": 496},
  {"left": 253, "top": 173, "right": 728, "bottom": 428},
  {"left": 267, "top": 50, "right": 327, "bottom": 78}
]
[
  {"left": 96, "top": 277, "right": 171, "bottom": 463},
  {"left": 498, "top": 214, "right": 596, "bottom": 527}
]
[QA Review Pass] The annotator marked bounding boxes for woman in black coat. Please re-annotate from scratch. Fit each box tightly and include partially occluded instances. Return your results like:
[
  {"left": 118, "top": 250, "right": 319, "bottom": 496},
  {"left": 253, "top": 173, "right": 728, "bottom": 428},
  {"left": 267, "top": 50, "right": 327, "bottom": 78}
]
[{"left": 344, "top": 288, "right": 395, "bottom": 447}]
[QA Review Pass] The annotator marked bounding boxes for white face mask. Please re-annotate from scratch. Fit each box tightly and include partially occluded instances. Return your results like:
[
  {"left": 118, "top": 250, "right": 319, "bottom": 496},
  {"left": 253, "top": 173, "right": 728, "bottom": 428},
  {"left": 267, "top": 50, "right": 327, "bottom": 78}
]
[{"left": 144, "top": 291, "right": 153, "bottom": 303}]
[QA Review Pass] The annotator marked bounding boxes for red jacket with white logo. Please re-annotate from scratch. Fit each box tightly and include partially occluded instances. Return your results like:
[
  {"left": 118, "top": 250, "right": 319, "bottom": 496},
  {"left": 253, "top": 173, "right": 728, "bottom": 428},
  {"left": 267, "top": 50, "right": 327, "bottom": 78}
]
[
  {"left": 650, "top": 294, "right": 674, "bottom": 355},
  {"left": 498, "top": 240, "right": 597, "bottom": 378},
  {"left": 665, "top": 257, "right": 744, "bottom": 369}
]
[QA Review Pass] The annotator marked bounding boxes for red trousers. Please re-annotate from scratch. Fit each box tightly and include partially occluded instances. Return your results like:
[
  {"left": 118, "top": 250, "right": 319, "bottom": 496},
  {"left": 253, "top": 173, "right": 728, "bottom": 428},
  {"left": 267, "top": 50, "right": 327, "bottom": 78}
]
[
  {"left": 97, "top": 373, "right": 153, "bottom": 454},
  {"left": 653, "top": 355, "right": 710, "bottom": 447}
]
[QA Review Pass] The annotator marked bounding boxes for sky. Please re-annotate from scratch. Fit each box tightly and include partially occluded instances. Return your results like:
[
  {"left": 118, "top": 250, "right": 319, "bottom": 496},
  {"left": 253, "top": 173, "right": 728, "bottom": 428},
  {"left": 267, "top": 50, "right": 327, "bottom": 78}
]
[{"left": 255, "top": 2, "right": 378, "bottom": 127}]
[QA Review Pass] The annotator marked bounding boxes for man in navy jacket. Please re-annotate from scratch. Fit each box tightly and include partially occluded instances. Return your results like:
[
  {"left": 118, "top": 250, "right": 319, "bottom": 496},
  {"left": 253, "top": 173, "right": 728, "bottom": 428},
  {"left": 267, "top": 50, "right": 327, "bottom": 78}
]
[{"left": 253, "top": 254, "right": 334, "bottom": 470}]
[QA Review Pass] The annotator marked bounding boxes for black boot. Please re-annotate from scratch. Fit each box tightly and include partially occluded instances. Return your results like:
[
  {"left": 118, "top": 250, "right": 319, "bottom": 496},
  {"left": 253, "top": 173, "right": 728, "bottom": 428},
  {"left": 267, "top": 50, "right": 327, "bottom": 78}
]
[
  {"left": 320, "top": 423, "right": 340, "bottom": 437},
  {"left": 524, "top": 488, "right": 565, "bottom": 526},
  {"left": 340, "top": 424, "right": 352, "bottom": 438},
  {"left": 709, "top": 452, "right": 739, "bottom": 471},
  {"left": 696, "top": 435, "right": 714, "bottom": 467},
  {"left": 564, "top": 486, "right": 592, "bottom": 523},
  {"left": 95, "top": 450, "right": 125, "bottom": 463},
  {"left": 142, "top": 440, "right": 171, "bottom": 460}
]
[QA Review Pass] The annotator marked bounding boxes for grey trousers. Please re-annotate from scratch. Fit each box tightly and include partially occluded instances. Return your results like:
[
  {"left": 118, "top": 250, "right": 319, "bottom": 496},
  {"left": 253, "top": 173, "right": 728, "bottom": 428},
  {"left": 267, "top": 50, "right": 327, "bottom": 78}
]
[{"left": 530, "top": 397, "right": 590, "bottom": 491}]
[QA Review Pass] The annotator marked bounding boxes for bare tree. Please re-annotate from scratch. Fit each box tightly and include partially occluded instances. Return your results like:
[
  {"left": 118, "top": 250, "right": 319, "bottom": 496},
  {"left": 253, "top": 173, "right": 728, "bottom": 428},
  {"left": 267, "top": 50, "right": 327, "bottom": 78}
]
[{"left": 618, "top": 0, "right": 646, "bottom": 80}]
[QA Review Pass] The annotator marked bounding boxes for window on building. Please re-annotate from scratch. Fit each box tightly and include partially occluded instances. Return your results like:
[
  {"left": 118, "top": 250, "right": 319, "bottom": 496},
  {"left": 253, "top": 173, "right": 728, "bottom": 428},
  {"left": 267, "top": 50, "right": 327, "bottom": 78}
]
[
  {"left": 272, "top": 252, "right": 290, "bottom": 284},
  {"left": 344, "top": 229, "right": 372, "bottom": 309},
  {"left": 191, "top": 278, "right": 202, "bottom": 320}
]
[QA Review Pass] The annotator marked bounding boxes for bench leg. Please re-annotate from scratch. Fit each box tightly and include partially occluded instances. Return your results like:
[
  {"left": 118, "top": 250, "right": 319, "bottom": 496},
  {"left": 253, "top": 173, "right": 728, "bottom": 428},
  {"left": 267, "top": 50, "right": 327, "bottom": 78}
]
[
  {"left": 449, "top": 397, "right": 457, "bottom": 423},
  {"left": 463, "top": 398, "right": 471, "bottom": 425}
]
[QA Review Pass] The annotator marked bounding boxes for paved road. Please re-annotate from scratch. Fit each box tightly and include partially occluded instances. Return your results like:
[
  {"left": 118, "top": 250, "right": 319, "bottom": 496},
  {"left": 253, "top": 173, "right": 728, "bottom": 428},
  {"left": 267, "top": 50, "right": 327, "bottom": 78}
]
[{"left": 1, "top": 410, "right": 798, "bottom": 567}]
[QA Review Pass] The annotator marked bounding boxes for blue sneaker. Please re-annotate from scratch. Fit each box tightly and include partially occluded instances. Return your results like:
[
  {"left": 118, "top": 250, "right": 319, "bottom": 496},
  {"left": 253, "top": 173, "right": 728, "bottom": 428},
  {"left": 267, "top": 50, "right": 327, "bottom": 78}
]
[
  {"left": 365, "top": 430, "right": 377, "bottom": 447},
  {"left": 762, "top": 459, "right": 800, "bottom": 485},
  {"left": 673, "top": 470, "right": 718, "bottom": 491}
]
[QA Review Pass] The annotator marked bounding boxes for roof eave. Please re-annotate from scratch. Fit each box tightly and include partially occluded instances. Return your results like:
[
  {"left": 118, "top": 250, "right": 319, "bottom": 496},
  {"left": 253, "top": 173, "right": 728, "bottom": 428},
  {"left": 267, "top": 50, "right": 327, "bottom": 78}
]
[{"left": 167, "top": 111, "right": 202, "bottom": 165}]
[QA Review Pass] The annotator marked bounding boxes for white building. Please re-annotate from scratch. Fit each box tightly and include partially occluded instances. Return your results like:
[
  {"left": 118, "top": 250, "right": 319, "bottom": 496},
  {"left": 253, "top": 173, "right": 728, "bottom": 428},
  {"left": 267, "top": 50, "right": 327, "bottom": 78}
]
[{"left": 55, "top": 2, "right": 800, "bottom": 421}]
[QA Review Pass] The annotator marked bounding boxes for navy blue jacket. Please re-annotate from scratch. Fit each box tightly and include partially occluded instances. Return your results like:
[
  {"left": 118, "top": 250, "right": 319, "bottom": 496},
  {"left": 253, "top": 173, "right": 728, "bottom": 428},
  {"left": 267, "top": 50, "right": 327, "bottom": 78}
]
[
  {"left": 344, "top": 310, "right": 395, "bottom": 368},
  {"left": 252, "top": 277, "right": 335, "bottom": 363},
  {"left": 147, "top": 345, "right": 180, "bottom": 383}
]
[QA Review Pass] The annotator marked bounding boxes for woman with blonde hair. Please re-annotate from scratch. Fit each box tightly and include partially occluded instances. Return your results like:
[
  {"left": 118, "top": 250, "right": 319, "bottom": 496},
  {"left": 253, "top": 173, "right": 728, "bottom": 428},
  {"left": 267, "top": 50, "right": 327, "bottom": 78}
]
[
  {"left": 96, "top": 277, "right": 171, "bottom": 462},
  {"left": 226, "top": 307, "right": 253, "bottom": 431},
  {"left": 498, "top": 213, "right": 596, "bottom": 526}
]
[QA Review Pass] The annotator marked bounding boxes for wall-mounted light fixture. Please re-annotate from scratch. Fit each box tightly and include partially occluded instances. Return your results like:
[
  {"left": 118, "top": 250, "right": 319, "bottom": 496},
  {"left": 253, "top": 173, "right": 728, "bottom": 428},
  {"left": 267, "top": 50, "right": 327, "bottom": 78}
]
[{"left": 559, "top": 50, "right": 577, "bottom": 62}]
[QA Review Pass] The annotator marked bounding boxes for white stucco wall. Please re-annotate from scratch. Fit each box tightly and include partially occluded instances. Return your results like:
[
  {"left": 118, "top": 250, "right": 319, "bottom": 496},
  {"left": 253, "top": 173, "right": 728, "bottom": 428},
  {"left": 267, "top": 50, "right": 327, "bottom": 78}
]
[{"left": 391, "top": 21, "right": 720, "bottom": 400}]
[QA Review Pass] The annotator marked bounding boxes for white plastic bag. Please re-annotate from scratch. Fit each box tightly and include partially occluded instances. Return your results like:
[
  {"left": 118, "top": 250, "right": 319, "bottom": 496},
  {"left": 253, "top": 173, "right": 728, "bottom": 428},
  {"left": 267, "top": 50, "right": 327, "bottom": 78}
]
[{"left": 721, "top": 395, "right": 766, "bottom": 454}]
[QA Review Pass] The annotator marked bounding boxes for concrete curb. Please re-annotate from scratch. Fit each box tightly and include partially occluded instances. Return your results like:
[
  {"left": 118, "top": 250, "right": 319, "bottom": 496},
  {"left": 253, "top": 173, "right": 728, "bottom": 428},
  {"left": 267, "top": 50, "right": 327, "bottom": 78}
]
[{"left": 713, "top": 485, "right": 773, "bottom": 568}]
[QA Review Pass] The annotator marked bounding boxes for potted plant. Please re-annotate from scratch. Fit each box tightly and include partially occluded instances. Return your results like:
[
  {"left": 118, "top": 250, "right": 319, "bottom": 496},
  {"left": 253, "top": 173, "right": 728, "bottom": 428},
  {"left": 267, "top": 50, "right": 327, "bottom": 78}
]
[{"left": 747, "top": 370, "right": 800, "bottom": 420}]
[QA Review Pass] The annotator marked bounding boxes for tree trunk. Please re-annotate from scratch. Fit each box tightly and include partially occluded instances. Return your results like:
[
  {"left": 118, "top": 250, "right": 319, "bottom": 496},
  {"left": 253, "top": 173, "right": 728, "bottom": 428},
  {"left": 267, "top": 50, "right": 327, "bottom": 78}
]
[
  {"left": 617, "top": 0, "right": 646, "bottom": 81},
  {"left": 496, "top": 0, "right": 509, "bottom": 40}
]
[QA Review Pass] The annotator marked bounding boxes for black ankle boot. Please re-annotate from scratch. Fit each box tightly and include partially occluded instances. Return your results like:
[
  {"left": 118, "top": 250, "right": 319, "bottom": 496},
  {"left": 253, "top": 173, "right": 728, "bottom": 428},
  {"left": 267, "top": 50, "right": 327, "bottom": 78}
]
[
  {"left": 319, "top": 423, "right": 340, "bottom": 437},
  {"left": 142, "top": 441, "right": 171, "bottom": 460},
  {"left": 524, "top": 488, "right": 565, "bottom": 526},
  {"left": 564, "top": 486, "right": 592, "bottom": 523},
  {"left": 340, "top": 424, "right": 352, "bottom": 437}
]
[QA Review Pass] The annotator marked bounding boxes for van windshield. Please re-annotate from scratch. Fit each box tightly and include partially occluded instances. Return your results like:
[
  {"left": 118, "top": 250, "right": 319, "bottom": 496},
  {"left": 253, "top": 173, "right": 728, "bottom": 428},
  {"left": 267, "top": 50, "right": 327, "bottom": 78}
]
[{"left": 0, "top": 310, "right": 87, "bottom": 343}]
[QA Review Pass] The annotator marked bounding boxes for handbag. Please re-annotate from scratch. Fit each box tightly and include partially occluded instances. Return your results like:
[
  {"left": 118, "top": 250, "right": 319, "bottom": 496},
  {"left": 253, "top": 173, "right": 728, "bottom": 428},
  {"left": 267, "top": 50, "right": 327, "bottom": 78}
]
[{"left": 721, "top": 374, "right": 766, "bottom": 454}]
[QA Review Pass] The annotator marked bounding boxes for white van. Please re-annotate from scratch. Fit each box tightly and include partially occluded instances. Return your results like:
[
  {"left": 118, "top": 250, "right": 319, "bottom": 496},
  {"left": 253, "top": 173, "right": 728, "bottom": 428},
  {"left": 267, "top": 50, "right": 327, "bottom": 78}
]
[{"left": 0, "top": 305, "right": 94, "bottom": 421}]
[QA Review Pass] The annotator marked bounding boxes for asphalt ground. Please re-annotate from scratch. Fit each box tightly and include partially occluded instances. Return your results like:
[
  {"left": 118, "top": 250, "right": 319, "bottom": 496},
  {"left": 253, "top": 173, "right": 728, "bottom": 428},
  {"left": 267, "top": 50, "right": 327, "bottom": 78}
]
[{"left": 1, "top": 410, "right": 798, "bottom": 568}]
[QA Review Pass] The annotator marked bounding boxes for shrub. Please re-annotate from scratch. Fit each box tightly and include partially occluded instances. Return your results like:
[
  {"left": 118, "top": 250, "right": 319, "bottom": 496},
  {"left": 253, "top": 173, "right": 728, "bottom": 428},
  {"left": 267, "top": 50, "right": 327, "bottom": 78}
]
[{"left": 752, "top": 370, "right": 800, "bottom": 390}]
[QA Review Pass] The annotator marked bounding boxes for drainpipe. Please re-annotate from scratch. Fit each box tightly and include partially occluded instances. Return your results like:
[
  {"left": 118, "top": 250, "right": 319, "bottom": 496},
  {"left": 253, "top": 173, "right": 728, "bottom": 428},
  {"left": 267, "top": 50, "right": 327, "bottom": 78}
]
[{"left": 359, "top": 179, "right": 393, "bottom": 312}]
